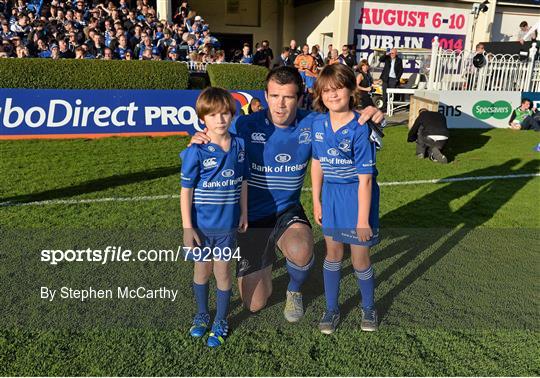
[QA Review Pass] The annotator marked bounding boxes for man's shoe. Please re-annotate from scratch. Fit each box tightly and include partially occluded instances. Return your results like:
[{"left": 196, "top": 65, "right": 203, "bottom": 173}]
[
  {"left": 189, "top": 312, "right": 210, "bottom": 338},
  {"left": 429, "top": 147, "right": 448, "bottom": 164},
  {"left": 318, "top": 310, "right": 340, "bottom": 334},
  {"left": 284, "top": 290, "right": 304, "bottom": 322},
  {"left": 360, "top": 307, "right": 378, "bottom": 332}
]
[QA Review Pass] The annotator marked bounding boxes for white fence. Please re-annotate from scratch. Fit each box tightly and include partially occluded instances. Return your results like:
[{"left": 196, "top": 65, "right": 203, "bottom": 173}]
[{"left": 427, "top": 37, "right": 539, "bottom": 92}]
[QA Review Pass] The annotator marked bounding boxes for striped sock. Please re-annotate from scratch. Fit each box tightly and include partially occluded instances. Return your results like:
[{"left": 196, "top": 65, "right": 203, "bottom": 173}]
[
  {"left": 323, "top": 259, "right": 342, "bottom": 312},
  {"left": 215, "top": 288, "right": 232, "bottom": 321},
  {"left": 355, "top": 266, "right": 375, "bottom": 310},
  {"left": 286, "top": 255, "right": 315, "bottom": 292}
]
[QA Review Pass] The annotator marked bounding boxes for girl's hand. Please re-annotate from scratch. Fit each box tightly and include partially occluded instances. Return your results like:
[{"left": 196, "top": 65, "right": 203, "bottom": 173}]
[
  {"left": 183, "top": 228, "right": 201, "bottom": 247},
  {"left": 238, "top": 213, "right": 248, "bottom": 233},
  {"left": 356, "top": 222, "right": 373, "bottom": 242},
  {"left": 313, "top": 201, "right": 323, "bottom": 226}
]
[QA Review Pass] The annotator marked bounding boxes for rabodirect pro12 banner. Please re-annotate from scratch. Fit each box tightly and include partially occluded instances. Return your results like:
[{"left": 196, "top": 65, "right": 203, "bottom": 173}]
[
  {"left": 353, "top": 1, "right": 470, "bottom": 71},
  {"left": 0, "top": 89, "right": 265, "bottom": 139}
]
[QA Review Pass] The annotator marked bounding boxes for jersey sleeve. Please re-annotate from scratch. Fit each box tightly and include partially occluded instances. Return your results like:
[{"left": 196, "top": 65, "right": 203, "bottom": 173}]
[
  {"left": 353, "top": 125, "right": 376, "bottom": 175},
  {"left": 179, "top": 146, "right": 200, "bottom": 188}
]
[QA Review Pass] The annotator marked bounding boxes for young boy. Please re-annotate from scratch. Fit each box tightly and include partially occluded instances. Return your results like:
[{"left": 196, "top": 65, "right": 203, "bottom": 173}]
[{"left": 180, "top": 87, "right": 249, "bottom": 347}]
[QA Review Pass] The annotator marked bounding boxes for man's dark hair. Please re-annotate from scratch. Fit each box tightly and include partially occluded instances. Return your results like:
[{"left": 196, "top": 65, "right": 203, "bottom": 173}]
[
  {"left": 520, "top": 21, "right": 528, "bottom": 28},
  {"left": 521, "top": 98, "right": 531, "bottom": 105},
  {"left": 281, "top": 46, "right": 290, "bottom": 53},
  {"left": 265, "top": 66, "right": 304, "bottom": 99}
]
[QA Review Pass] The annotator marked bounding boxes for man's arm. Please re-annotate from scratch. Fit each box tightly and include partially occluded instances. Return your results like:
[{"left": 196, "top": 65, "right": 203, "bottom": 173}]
[{"left": 408, "top": 113, "right": 423, "bottom": 142}]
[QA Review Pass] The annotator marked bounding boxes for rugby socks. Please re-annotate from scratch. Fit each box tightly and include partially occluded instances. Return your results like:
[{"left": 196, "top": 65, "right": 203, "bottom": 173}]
[
  {"left": 193, "top": 282, "right": 209, "bottom": 314},
  {"left": 323, "top": 259, "right": 342, "bottom": 312},
  {"left": 286, "top": 255, "right": 315, "bottom": 292},
  {"left": 215, "top": 288, "right": 232, "bottom": 321},
  {"left": 355, "top": 266, "right": 375, "bottom": 310}
]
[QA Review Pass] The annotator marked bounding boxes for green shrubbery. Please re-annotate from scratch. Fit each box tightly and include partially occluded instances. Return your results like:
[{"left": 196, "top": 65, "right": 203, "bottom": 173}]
[{"left": 207, "top": 63, "right": 267, "bottom": 90}]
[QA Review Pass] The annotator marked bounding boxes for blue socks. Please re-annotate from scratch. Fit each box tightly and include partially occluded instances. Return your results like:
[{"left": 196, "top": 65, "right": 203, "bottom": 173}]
[
  {"left": 286, "top": 255, "right": 315, "bottom": 292},
  {"left": 355, "top": 265, "right": 375, "bottom": 310},
  {"left": 323, "top": 259, "right": 342, "bottom": 312},
  {"left": 215, "top": 288, "right": 232, "bottom": 321},
  {"left": 193, "top": 283, "right": 232, "bottom": 321},
  {"left": 193, "top": 282, "right": 209, "bottom": 314}
]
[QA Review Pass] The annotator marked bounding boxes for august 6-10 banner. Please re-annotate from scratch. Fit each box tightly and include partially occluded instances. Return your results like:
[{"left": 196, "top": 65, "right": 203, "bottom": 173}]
[{"left": 0, "top": 89, "right": 265, "bottom": 139}]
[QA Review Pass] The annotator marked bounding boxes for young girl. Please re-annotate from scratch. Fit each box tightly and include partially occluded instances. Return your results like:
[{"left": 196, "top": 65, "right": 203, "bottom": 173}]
[
  {"left": 180, "top": 87, "right": 249, "bottom": 347},
  {"left": 311, "top": 64, "right": 380, "bottom": 334}
]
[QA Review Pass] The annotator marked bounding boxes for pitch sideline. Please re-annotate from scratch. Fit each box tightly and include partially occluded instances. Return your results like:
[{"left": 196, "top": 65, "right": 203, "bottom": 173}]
[{"left": 1, "top": 173, "right": 538, "bottom": 207}]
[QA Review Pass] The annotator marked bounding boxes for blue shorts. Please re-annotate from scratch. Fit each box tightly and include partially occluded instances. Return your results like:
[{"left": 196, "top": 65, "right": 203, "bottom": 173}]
[
  {"left": 184, "top": 231, "right": 237, "bottom": 261},
  {"left": 299, "top": 71, "right": 316, "bottom": 90},
  {"left": 322, "top": 181, "right": 380, "bottom": 247}
]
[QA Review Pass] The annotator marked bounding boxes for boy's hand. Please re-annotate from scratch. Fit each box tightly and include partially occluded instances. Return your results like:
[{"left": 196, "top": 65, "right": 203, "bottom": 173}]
[
  {"left": 356, "top": 222, "right": 373, "bottom": 242},
  {"left": 313, "top": 201, "right": 322, "bottom": 226},
  {"left": 238, "top": 213, "right": 248, "bottom": 233},
  {"left": 359, "top": 106, "right": 384, "bottom": 124},
  {"left": 188, "top": 127, "right": 211, "bottom": 146},
  {"left": 183, "top": 228, "right": 201, "bottom": 247}
]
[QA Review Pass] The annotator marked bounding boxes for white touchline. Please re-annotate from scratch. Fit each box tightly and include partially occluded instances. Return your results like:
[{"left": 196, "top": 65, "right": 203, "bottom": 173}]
[{"left": 0, "top": 173, "right": 538, "bottom": 208}]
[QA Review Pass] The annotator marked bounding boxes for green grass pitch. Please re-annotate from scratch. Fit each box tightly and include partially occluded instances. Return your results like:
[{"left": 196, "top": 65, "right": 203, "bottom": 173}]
[{"left": 0, "top": 126, "right": 539, "bottom": 376}]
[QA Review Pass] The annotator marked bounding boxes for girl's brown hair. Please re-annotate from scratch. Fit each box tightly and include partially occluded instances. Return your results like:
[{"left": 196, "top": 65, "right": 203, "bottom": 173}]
[
  {"left": 195, "top": 87, "right": 237, "bottom": 120},
  {"left": 313, "top": 64, "right": 360, "bottom": 113}
]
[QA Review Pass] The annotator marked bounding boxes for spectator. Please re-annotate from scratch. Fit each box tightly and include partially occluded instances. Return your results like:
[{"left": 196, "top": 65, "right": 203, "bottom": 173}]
[
  {"left": 408, "top": 108, "right": 449, "bottom": 163},
  {"left": 289, "top": 39, "right": 300, "bottom": 63},
  {"left": 58, "top": 39, "right": 74, "bottom": 58},
  {"left": 103, "top": 47, "right": 113, "bottom": 60},
  {"left": 253, "top": 40, "right": 272, "bottom": 67},
  {"left": 241, "top": 97, "right": 264, "bottom": 115},
  {"left": 311, "top": 45, "right": 324, "bottom": 71},
  {"left": 379, "top": 48, "right": 403, "bottom": 111},
  {"left": 239, "top": 43, "right": 253, "bottom": 64},
  {"left": 326, "top": 48, "right": 340, "bottom": 65},
  {"left": 325, "top": 43, "right": 333, "bottom": 60},
  {"left": 338, "top": 44, "right": 357, "bottom": 69},
  {"left": 166, "top": 46, "right": 179, "bottom": 61},
  {"left": 270, "top": 46, "right": 290, "bottom": 68},
  {"left": 356, "top": 61, "right": 375, "bottom": 108},
  {"left": 520, "top": 18, "right": 539, "bottom": 44},
  {"left": 516, "top": 21, "right": 532, "bottom": 42},
  {"left": 509, "top": 99, "right": 534, "bottom": 130}
]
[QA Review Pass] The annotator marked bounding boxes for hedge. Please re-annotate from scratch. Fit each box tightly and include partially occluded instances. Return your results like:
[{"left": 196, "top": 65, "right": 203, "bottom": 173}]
[
  {"left": 207, "top": 63, "right": 267, "bottom": 90},
  {"left": 0, "top": 59, "right": 189, "bottom": 89}
]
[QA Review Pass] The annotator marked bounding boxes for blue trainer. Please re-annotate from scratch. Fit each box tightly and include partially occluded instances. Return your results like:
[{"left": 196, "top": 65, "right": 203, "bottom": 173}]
[
  {"left": 189, "top": 312, "right": 210, "bottom": 338},
  {"left": 318, "top": 309, "right": 340, "bottom": 334},
  {"left": 207, "top": 319, "right": 229, "bottom": 347}
]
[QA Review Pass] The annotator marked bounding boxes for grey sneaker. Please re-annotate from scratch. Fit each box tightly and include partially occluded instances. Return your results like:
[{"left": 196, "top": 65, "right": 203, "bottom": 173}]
[
  {"left": 360, "top": 307, "right": 378, "bottom": 332},
  {"left": 318, "top": 310, "right": 340, "bottom": 334},
  {"left": 429, "top": 147, "right": 448, "bottom": 164},
  {"left": 284, "top": 290, "right": 304, "bottom": 322}
]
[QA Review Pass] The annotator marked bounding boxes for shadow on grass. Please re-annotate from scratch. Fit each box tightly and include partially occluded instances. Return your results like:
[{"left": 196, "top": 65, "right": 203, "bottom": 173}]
[
  {"left": 0, "top": 166, "right": 180, "bottom": 205},
  {"left": 444, "top": 129, "right": 492, "bottom": 162},
  {"left": 231, "top": 158, "right": 538, "bottom": 327}
]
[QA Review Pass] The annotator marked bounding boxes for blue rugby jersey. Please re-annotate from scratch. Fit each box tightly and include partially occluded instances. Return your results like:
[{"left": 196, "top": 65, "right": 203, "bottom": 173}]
[
  {"left": 180, "top": 136, "right": 249, "bottom": 234},
  {"left": 231, "top": 111, "right": 315, "bottom": 221},
  {"left": 312, "top": 113, "right": 378, "bottom": 183}
]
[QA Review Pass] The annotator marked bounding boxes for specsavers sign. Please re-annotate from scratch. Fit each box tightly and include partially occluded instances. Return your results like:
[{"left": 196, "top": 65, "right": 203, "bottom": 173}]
[{"left": 438, "top": 91, "right": 521, "bottom": 128}]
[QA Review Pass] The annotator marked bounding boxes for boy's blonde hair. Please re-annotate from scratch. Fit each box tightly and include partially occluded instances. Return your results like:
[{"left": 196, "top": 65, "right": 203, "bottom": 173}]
[{"left": 195, "top": 87, "right": 237, "bottom": 120}]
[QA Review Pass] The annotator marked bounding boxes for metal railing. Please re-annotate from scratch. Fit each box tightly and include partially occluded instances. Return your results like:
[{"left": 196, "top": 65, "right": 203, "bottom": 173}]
[{"left": 427, "top": 37, "right": 539, "bottom": 92}]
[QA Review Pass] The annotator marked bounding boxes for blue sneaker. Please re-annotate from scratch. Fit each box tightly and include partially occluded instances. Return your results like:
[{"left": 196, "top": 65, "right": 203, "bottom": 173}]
[
  {"left": 207, "top": 319, "right": 229, "bottom": 347},
  {"left": 189, "top": 312, "right": 210, "bottom": 338},
  {"left": 360, "top": 307, "right": 378, "bottom": 332},
  {"left": 318, "top": 309, "right": 340, "bottom": 334}
]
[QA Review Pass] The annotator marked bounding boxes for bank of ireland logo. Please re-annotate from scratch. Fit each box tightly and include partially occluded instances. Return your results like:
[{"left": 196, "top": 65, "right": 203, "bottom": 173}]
[
  {"left": 298, "top": 130, "right": 311, "bottom": 144},
  {"left": 222, "top": 169, "right": 235, "bottom": 177},
  {"left": 251, "top": 132, "right": 266, "bottom": 143},
  {"left": 203, "top": 157, "right": 217, "bottom": 169},
  {"left": 238, "top": 150, "right": 245, "bottom": 163},
  {"left": 327, "top": 148, "right": 339, "bottom": 156},
  {"left": 472, "top": 100, "right": 512, "bottom": 120},
  {"left": 275, "top": 153, "right": 291, "bottom": 163}
]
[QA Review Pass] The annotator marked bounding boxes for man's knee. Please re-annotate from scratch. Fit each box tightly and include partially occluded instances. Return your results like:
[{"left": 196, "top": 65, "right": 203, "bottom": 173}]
[
  {"left": 279, "top": 225, "right": 313, "bottom": 265},
  {"left": 243, "top": 296, "right": 268, "bottom": 313}
]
